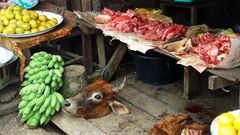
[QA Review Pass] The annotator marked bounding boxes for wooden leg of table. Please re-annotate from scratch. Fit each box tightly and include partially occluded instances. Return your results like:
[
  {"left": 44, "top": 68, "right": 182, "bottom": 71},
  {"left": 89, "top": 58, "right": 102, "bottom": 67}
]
[
  {"left": 23, "top": 49, "right": 31, "bottom": 65},
  {"left": 183, "top": 66, "right": 201, "bottom": 100},
  {"left": 96, "top": 34, "right": 106, "bottom": 71},
  {"left": 230, "top": 85, "right": 240, "bottom": 109},
  {"left": 190, "top": 7, "right": 197, "bottom": 25},
  {"left": 102, "top": 43, "right": 127, "bottom": 81},
  {"left": 82, "top": 34, "right": 93, "bottom": 74}
]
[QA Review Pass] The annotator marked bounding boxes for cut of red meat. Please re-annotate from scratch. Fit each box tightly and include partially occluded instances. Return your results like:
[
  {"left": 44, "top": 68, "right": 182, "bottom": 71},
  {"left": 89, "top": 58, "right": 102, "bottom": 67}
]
[
  {"left": 96, "top": 7, "right": 187, "bottom": 41},
  {"left": 190, "top": 33, "right": 231, "bottom": 65},
  {"left": 94, "top": 14, "right": 111, "bottom": 24}
]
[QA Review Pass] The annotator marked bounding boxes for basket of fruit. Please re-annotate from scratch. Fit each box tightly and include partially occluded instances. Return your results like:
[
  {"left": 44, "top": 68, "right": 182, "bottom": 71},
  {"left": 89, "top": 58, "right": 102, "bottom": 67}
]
[
  {"left": 0, "top": 5, "right": 63, "bottom": 38},
  {"left": 211, "top": 110, "right": 240, "bottom": 135}
]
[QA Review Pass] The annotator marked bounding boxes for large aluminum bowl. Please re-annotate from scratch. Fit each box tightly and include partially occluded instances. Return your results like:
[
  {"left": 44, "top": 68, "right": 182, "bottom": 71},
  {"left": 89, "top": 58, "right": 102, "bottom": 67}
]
[{"left": 0, "top": 11, "right": 63, "bottom": 38}]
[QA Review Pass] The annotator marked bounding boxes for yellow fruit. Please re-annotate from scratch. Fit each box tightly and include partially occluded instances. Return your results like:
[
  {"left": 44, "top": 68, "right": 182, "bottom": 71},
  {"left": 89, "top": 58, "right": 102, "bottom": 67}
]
[
  {"left": 22, "top": 9, "right": 30, "bottom": 15},
  {"left": 30, "top": 11, "right": 39, "bottom": 20},
  {"left": 15, "top": 13, "right": 23, "bottom": 20},
  {"left": 6, "top": 26, "right": 15, "bottom": 34},
  {"left": 0, "top": 25, "right": 4, "bottom": 33},
  {"left": 8, "top": 23, "right": 17, "bottom": 28},
  {"left": 234, "top": 115, "right": 240, "bottom": 131},
  {"left": 3, "top": 19, "right": 10, "bottom": 26},
  {"left": 22, "top": 23, "right": 31, "bottom": 31},
  {"left": 50, "top": 18, "right": 58, "bottom": 24},
  {"left": 39, "top": 25, "right": 47, "bottom": 31},
  {"left": 3, "top": 28, "right": 8, "bottom": 34},
  {"left": 47, "top": 20, "right": 57, "bottom": 26},
  {"left": 7, "top": 5, "right": 14, "bottom": 10},
  {"left": 22, "top": 15, "right": 31, "bottom": 23},
  {"left": 39, "top": 15, "right": 47, "bottom": 22},
  {"left": 6, "top": 12, "right": 14, "bottom": 19},
  {"left": 24, "top": 30, "right": 31, "bottom": 34},
  {"left": 31, "top": 28, "right": 39, "bottom": 33},
  {"left": 29, "top": 20, "right": 38, "bottom": 28},
  {"left": 16, "top": 20, "right": 24, "bottom": 27},
  {"left": 36, "top": 20, "right": 41, "bottom": 26},
  {"left": 218, "top": 124, "right": 237, "bottom": 135},
  {"left": 16, "top": 27, "right": 25, "bottom": 34},
  {"left": 0, "top": 20, "right": 3, "bottom": 25},
  {"left": 45, "top": 23, "right": 53, "bottom": 28},
  {"left": 14, "top": 6, "right": 22, "bottom": 12},
  {"left": 217, "top": 113, "right": 235, "bottom": 125},
  {"left": 10, "top": 19, "right": 17, "bottom": 24},
  {"left": 13, "top": 10, "right": 21, "bottom": 14},
  {"left": 0, "top": 9, "right": 6, "bottom": 16}
]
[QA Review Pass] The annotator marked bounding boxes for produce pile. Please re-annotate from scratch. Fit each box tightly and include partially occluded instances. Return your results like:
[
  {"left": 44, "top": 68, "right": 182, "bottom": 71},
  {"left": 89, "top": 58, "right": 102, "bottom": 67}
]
[
  {"left": 95, "top": 7, "right": 186, "bottom": 41},
  {"left": 213, "top": 112, "right": 240, "bottom": 135},
  {"left": 191, "top": 32, "right": 231, "bottom": 65},
  {"left": 0, "top": 5, "right": 58, "bottom": 34},
  {"left": 18, "top": 51, "right": 64, "bottom": 127}
]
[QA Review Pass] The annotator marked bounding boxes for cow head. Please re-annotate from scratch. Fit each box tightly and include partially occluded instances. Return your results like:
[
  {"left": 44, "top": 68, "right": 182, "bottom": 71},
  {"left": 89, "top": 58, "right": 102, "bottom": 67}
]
[{"left": 62, "top": 77, "right": 129, "bottom": 118}]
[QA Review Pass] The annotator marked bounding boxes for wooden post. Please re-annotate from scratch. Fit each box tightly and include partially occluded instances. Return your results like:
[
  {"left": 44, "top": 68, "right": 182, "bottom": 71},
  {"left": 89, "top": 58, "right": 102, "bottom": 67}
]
[
  {"left": 97, "top": 34, "right": 106, "bottom": 71},
  {"left": 183, "top": 67, "right": 201, "bottom": 99},
  {"left": 81, "top": 34, "right": 93, "bottom": 74},
  {"left": 62, "top": 65, "right": 88, "bottom": 98},
  {"left": 102, "top": 43, "right": 127, "bottom": 81}
]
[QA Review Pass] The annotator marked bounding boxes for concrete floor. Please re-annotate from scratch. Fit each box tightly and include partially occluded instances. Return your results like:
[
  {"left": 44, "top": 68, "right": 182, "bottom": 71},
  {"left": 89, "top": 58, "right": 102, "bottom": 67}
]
[{"left": 0, "top": 63, "right": 233, "bottom": 135}]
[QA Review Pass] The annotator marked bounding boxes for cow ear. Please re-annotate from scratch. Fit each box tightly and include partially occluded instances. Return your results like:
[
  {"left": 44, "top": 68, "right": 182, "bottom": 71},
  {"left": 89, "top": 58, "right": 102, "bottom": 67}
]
[{"left": 108, "top": 100, "right": 129, "bottom": 115}]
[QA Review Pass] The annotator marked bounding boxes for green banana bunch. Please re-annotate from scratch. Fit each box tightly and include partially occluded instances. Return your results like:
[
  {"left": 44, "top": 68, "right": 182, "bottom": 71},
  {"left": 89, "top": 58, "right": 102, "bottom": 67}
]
[{"left": 18, "top": 51, "right": 65, "bottom": 127}]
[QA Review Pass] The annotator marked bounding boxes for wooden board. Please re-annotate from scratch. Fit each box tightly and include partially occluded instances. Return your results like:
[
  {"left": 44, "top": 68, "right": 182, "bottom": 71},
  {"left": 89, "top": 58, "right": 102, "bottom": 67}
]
[
  {"left": 118, "top": 85, "right": 181, "bottom": 117},
  {"left": 51, "top": 111, "right": 106, "bottom": 135},
  {"left": 208, "top": 75, "right": 239, "bottom": 90}
]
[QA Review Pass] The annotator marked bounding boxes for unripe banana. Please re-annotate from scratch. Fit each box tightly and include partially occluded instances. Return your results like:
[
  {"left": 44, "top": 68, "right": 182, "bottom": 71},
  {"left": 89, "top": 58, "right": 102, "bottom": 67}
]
[
  {"left": 55, "top": 100, "right": 61, "bottom": 111},
  {"left": 51, "top": 94, "right": 57, "bottom": 108},
  {"left": 21, "top": 110, "right": 34, "bottom": 123},
  {"left": 43, "top": 95, "right": 52, "bottom": 108},
  {"left": 54, "top": 92, "right": 64, "bottom": 103},
  {"left": 44, "top": 86, "right": 51, "bottom": 96},
  {"left": 54, "top": 69, "right": 62, "bottom": 77},
  {"left": 40, "top": 114, "right": 47, "bottom": 125},
  {"left": 18, "top": 100, "right": 29, "bottom": 109},
  {"left": 45, "top": 105, "right": 53, "bottom": 116},
  {"left": 36, "top": 95, "right": 47, "bottom": 107}
]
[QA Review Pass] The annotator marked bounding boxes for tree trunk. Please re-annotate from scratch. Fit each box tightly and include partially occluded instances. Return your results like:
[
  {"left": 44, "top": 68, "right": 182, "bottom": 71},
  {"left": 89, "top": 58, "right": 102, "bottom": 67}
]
[{"left": 62, "top": 65, "right": 88, "bottom": 98}]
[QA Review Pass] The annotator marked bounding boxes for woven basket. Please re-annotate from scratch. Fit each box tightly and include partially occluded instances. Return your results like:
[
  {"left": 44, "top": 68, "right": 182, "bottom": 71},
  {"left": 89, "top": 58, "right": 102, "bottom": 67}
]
[{"left": 0, "top": 65, "right": 10, "bottom": 90}]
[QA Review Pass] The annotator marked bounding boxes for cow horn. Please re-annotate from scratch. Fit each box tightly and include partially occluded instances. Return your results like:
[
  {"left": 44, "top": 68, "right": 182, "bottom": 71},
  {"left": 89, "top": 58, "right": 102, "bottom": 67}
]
[{"left": 112, "top": 77, "right": 126, "bottom": 93}]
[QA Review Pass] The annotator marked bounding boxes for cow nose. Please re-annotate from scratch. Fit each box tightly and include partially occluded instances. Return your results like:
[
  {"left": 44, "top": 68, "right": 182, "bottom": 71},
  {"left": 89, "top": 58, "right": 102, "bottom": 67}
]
[{"left": 63, "top": 99, "right": 71, "bottom": 107}]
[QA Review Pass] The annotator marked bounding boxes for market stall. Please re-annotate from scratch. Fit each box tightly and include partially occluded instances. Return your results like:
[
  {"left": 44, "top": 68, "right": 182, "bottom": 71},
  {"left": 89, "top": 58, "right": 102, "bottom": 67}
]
[{"left": 74, "top": 7, "right": 240, "bottom": 100}]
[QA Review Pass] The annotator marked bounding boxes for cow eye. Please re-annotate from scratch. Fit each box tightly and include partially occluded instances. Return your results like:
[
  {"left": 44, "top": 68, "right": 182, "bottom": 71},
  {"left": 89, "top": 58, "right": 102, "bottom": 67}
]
[{"left": 94, "top": 94, "right": 102, "bottom": 100}]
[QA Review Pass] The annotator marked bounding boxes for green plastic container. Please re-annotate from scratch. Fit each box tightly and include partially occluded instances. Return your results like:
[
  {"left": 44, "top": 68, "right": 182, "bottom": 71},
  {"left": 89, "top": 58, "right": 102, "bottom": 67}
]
[{"left": 174, "top": 0, "right": 193, "bottom": 2}]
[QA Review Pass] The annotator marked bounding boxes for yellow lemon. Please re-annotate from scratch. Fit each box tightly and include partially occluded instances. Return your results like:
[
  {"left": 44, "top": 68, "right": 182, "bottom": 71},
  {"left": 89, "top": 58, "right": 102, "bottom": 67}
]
[
  {"left": 218, "top": 124, "right": 237, "bottom": 135},
  {"left": 234, "top": 115, "right": 240, "bottom": 131},
  {"left": 39, "top": 15, "right": 47, "bottom": 22},
  {"left": 29, "top": 20, "right": 38, "bottom": 28},
  {"left": 31, "top": 28, "right": 39, "bottom": 33},
  {"left": 38, "top": 25, "right": 47, "bottom": 31},
  {"left": 217, "top": 113, "right": 235, "bottom": 125}
]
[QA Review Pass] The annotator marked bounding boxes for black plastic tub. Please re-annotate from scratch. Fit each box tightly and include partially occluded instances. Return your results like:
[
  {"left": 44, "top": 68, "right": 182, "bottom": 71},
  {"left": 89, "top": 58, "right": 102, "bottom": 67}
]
[{"left": 130, "top": 50, "right": 183, "bottom": 85}]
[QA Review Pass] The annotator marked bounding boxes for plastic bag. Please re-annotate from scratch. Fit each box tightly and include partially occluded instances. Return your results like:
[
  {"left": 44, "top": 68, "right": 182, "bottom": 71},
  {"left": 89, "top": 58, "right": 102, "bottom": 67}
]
[
  {"left": 215, "top": 37, "right": 240, "bottom": 68},
  {"left": 8, "top": 0, "right": 38, "bottom": 9}
]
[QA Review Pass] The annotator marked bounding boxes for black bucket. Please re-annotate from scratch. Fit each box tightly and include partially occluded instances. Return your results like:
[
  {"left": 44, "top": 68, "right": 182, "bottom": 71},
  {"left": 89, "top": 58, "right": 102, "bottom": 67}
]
[{"left": 130, "top": 50, "right": 183, "bottom": 85}]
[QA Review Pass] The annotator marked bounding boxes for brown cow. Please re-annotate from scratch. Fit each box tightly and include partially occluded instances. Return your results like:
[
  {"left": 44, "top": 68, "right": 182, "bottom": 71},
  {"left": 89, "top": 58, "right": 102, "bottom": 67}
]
[
  {"left": 62, "top": 77, "right": 129, "bottom": 118},
  {"left": 148, "top": 114, "right": 208, "bottom": 135}
]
